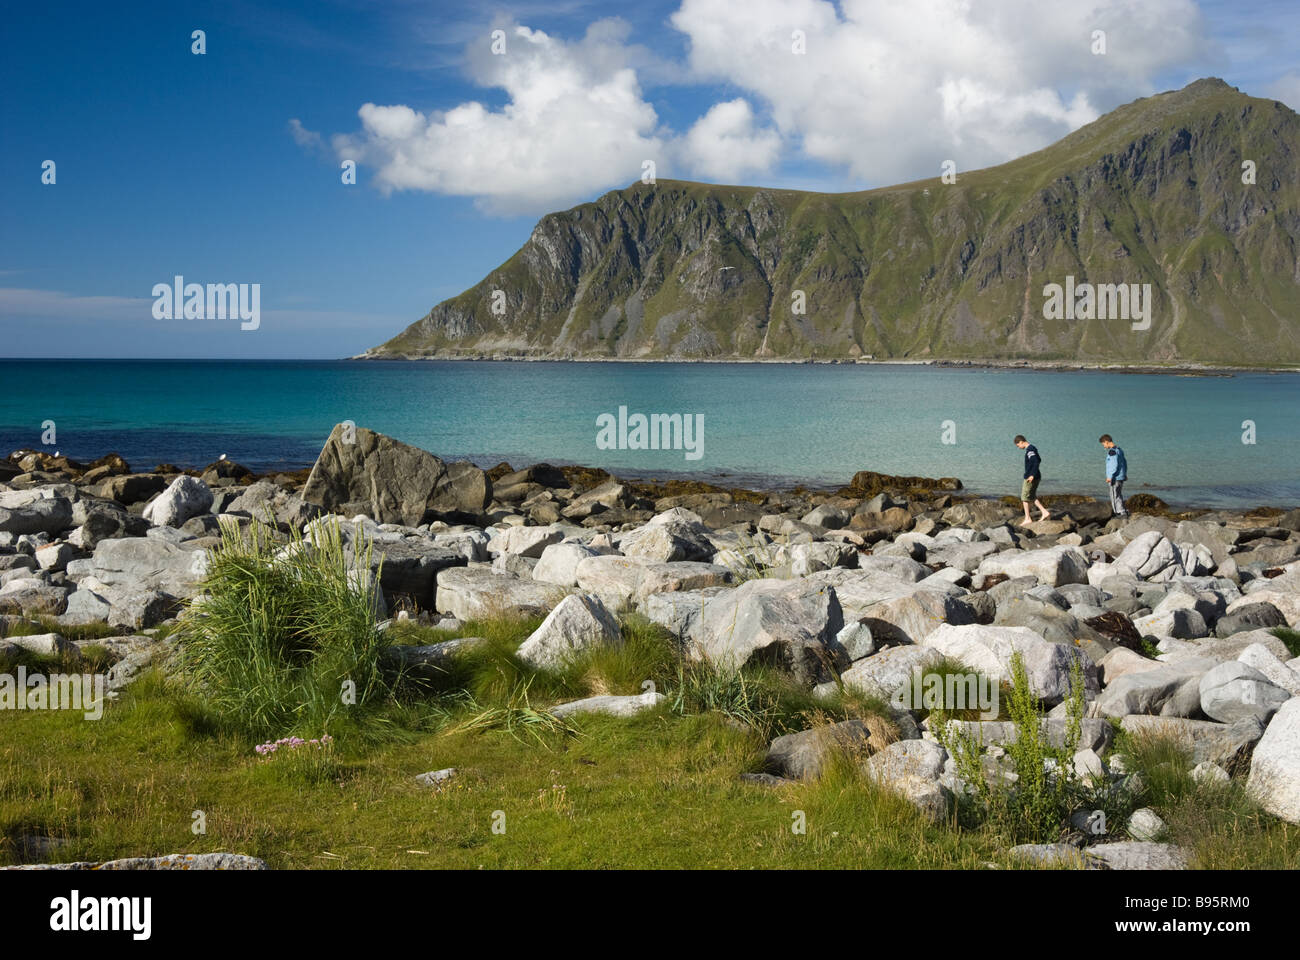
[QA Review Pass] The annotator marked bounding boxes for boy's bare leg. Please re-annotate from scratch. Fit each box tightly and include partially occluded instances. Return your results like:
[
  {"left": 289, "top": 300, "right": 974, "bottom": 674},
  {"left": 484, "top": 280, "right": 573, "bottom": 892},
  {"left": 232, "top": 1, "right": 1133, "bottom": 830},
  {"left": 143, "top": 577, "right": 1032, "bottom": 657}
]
[{"left": 1036, "top": 500, "right": 1050, "bottom": 521}]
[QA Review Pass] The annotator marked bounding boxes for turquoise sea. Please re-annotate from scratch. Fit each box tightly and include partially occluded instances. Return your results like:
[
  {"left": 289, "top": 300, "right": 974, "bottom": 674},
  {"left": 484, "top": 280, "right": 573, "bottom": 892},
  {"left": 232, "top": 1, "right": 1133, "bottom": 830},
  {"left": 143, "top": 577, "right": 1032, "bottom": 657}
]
[{"left": 1, "top": 360, "right": 1297, "bottom": 509}]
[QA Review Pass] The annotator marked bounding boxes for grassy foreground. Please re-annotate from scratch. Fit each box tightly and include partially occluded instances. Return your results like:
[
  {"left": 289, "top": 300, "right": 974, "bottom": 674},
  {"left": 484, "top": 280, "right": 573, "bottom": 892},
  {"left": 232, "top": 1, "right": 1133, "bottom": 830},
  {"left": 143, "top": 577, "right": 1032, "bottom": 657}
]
[{"left": 2, "top": 522, "right": 1297, "bottom": 869}]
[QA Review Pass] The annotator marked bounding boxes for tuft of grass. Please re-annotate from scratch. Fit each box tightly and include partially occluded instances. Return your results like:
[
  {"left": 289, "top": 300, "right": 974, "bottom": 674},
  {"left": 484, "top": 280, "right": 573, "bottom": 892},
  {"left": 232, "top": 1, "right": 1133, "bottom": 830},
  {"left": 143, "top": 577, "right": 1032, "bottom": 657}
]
[
  {"left": 1270, "top": 627, "right": 1300, "bottom": 659},
  {"left": 1112, "top": 729, "right": 1300, "bottom": 868},
  {"left": 172, "top": 517, "right": 392, "bottom": 740}
]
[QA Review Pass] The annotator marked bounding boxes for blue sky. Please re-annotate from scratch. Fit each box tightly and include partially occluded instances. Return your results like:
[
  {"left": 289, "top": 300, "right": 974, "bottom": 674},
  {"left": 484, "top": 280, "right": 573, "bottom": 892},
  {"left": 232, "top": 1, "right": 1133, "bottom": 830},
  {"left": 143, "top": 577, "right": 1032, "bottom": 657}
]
[{"left": 2, "top": 0, "right": 1297, "bottom": 359}]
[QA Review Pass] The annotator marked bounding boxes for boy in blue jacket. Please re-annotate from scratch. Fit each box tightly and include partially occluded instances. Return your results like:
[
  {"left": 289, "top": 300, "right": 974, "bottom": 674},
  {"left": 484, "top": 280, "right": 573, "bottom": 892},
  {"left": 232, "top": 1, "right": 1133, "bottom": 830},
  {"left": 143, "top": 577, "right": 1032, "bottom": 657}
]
[{"left": 1099, "top": 434, "right": 1128, "bottom": 517}]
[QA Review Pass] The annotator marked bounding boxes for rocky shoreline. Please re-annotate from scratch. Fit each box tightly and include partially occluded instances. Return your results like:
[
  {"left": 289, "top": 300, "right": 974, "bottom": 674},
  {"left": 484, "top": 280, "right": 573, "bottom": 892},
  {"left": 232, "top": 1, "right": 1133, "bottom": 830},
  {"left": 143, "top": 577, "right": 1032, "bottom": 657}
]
[
  {"left": 348, "top": 354, "right": 1300, "bottom": 376},
  {"left": 4, "top": 425, "right": 1300, "bottom": 863}
]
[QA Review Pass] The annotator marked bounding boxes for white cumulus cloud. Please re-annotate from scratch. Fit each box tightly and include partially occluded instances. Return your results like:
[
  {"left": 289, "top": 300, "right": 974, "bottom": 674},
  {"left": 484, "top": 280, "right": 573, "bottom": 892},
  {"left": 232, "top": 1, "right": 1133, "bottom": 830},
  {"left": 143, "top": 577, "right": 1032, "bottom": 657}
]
[
  {"left": 329, "top": 19, "right": 666, "bottom": 215},
  {"left": 670, "top": 0, "right": 1211, "bottom": 185},
  {"left": 679, "top": 99, "right": 781, "bottom": 182}
]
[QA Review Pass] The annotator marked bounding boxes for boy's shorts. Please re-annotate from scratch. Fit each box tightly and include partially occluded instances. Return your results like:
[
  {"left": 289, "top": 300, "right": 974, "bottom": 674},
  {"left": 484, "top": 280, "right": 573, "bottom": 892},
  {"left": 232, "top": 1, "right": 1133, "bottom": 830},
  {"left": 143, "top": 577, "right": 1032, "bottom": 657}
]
[{"left": 1021, "top": 476, "right": 1040, "bottom": 502}]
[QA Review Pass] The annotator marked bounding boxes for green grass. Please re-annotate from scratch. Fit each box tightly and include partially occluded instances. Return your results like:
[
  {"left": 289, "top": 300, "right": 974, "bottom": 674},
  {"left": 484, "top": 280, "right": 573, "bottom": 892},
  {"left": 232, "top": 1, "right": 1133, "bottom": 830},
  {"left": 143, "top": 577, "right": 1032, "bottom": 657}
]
[
  {"left": 1270, "top": 627, "right": 1300, "bottom": 659},
  {"left": 3, "top": 520, "right": 1297, "bottom": 869},
  {"left": 1113, "top": 728, "right": 1300, "bottom": 869},
  {"left": 172, "top": 517, "right": 393, "bottom": 741}
]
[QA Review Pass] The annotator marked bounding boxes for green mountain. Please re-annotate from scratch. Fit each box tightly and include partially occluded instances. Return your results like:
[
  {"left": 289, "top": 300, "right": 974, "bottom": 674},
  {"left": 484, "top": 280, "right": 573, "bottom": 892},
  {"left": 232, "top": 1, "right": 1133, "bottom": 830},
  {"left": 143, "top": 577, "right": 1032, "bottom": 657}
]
[{"left": 362, "top": 79, "right": 1300, "bottom": 365}]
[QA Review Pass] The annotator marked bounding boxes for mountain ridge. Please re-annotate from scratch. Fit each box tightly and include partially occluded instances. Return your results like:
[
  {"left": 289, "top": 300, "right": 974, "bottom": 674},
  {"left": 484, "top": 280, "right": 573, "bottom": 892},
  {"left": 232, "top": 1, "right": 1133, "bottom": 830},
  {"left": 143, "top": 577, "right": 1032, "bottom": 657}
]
[{"left": 361, "top": 78, "right": 1300, "bottom": 365}]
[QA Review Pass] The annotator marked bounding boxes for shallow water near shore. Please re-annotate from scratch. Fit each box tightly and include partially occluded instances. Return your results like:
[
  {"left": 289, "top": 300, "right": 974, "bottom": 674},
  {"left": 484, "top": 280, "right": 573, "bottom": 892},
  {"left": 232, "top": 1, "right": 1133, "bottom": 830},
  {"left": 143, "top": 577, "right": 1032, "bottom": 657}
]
[{"left": 1, "top": 359, "right": 1297, "bottom": 510}]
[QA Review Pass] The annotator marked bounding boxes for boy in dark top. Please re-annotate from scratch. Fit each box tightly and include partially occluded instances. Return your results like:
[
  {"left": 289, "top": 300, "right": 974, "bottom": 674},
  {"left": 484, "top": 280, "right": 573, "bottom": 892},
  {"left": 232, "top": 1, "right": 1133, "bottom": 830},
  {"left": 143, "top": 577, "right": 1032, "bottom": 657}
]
[
  {"left": 1099, "top": 434, "right": 1128, "bottom": 517},
  {"left": 1014, "top": 435, "right": 1050, "bottom": 526}
]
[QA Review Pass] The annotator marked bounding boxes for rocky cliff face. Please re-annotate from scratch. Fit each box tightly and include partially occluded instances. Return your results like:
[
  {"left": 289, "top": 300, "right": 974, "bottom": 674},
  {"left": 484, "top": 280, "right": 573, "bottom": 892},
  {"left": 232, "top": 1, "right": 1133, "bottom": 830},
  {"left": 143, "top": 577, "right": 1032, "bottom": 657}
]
[{"left": 364, "top": 79, "right": 1300, "bottom": 365}]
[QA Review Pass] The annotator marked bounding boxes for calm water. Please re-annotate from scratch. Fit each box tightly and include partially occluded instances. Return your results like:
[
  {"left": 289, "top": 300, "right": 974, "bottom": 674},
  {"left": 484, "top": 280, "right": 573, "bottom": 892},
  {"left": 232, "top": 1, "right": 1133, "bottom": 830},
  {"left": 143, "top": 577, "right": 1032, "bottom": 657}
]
[{"left": 0, "top": 360, "right": 1297, "bottom": 509}]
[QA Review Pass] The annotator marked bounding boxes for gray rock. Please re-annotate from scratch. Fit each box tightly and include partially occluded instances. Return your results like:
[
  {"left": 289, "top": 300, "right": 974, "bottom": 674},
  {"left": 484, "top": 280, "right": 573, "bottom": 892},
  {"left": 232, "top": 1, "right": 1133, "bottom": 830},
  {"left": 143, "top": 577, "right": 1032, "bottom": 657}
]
[
  {"left": 301, "top": 424, "right": 491, "bottom": 525},
  {"left": 765, "top": 720, "right": 874, "bottom": 780},
  {"left": 85, "top": 537, "right": 209, "bottom": 597},
  {"left": 550, "top": 690, "right": 665, "bottom": 719},
  {"left": 1215, "top": 601, "right": 1287, "bottom": 637},
  {"left": 108, "top": 589, "right": 180, "bottom": 630},
  {"left": 1198, "top": 660, "right": 1290, "bottom": 725},
  {"left": 1114, "top": 531, "right": 1185, "bottom": 582},
  {"left": 532, "top": 542, "right": 599, "bottom": 586},
  {"left": 492, "top": 524, "right": 567, "bottom": 558},
  {"left": 690, "top": 577, "right": 845, "bottom": 687},
  {"left": 923, "top": 623, "right": 1097, "bottom": 706},
  {"left": 4, "top": 632, "right": 77, "bottom": 657},
  {"left": 434, "top": 567, "right": 568, "bottom": 621},
  {"left": 0, "top": 497, "right": 73, "bottom": 536},
  {"left": 928, "top": 717, "right": 1114, "bottom": 753},
  {"left": 1008, "top": 843, "right": 1090, "bottom": 868},
  {"left": 1126, "top": 807, "right": 1166, "bottom": 841},
  {"left": 142, "top": 475, "right": 214, "bottom": 528},
  {"left": 837, "top": 645, "right": 942, "bottom": 699},
  {"left": 414, "top": 767, "right": 458, "bottom": 787},
  {"left": 3, "top": 852, "right": 267, "bottom": 871},
  {"left": 619, "top": 508, "right": 716, "bottom": 562},
  {"left": 1237, "top": 643, "right": 1300, "bottom": 697},
  {"left": 575, "top": 555, "right": 732, "bottom": 610},
  {"left": 515, "top": 593, "right": 622, "bottom": 671},
  {"left": 1087, "top": 842, "right": 1189, "bottom": 870},
  {"left": 975, "top": 545, "right": 1090, "bottom": 587},
  {"left": 1246, "top": 698, "right": 1300, "bottom": 823},
  {"left": 861, "top": 589, "right": 977, "bottom": 646},
  {"left": 1094, "top": 657, "right": 1217, "bottom": 718},
  {"left": 1192, "top": 761, "right": 1230, "bottom": 785},
  {"left": 835, "top": 619, "right": 875, "bottom": 660}
]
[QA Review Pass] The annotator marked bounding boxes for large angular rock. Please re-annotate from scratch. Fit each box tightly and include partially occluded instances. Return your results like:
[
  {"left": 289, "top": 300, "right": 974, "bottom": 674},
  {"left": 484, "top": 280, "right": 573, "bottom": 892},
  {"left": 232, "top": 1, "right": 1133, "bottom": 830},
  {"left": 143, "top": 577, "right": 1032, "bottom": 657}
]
[
  {"left": 142, "top": 476, "right": 214, "bottom": 528},
  {"left": 861, "top": 740, "right": 950, "bottom": 821},
  {"left": 929, "top": 717, "right": 1114, "bottom": 753},
  {"left": 224, "top": 480, "right": 322, "bottom": 530},
  {"left": 532, "top": 542, "right": 600, "bottom": 586},
  {"left": 84, "top": 537, "right": 209, "bottom": 597},
  {"left": 1134, "top": 607, "right": 1208, "bottom": 640},
  {"left": 0, "top": 497, "right": 73, "bottom": 536},
  {"left": 1087, "top": 842, "right": 1190, "bottom": 870},
  {"left": 1114, "top": 531, "right": 1185, "bottom": 582},
  {"left": 491, "top": 524, "right": 567, "bottom": 558},
  {"left": 1198, "top": 661, "right": 1291, "bottom": 725},
  {"left": 302, "top": 424, "right": 491, "bottom": 526},
  {"left": 1238, "top": 643, "right": 1300, "bottom": 697},
  {"left": 1225, "top": 589, "right": 1300, "bottom": 628},
  {"left": 834, "top": 644, "right": 942, "bottom": 699},
  {"left": 515, "top": 593, "right": 622, "bottom": 670},
  {"left": 640, "top": 586, "right": 729, "bottom": 640},
  {"left": 618, "top": 508, "right": 715, "bottom": 562},
  {"left": 1093, "top": 656, "right": 1218, "bottom": 718},
  {"left": 923, "top": 623, "right": 1096, "bottom": 705},
  {"left": 575, "top": 555, "right": 732, "bottom": 610},
  {"left": 433, "top": 567, "right": 568, "bottom": 621},
  {"left": 975, "top": 545, "right": 1089, "bottom": 587},
  {"left": 690, "top": 578, "right": 845, "bottom": 686},
  {"left": 1247, "top": 699, "right": 1300, "bottom": 823},
  {"left": 806, "top": 568, "right": 961, "bottom": 622},
  {"left": 859, "top": 589, "right": 976, "bottom": 646},
  {"left": 1215, "top": 601, "right": 1287, "bottom": 637}
]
